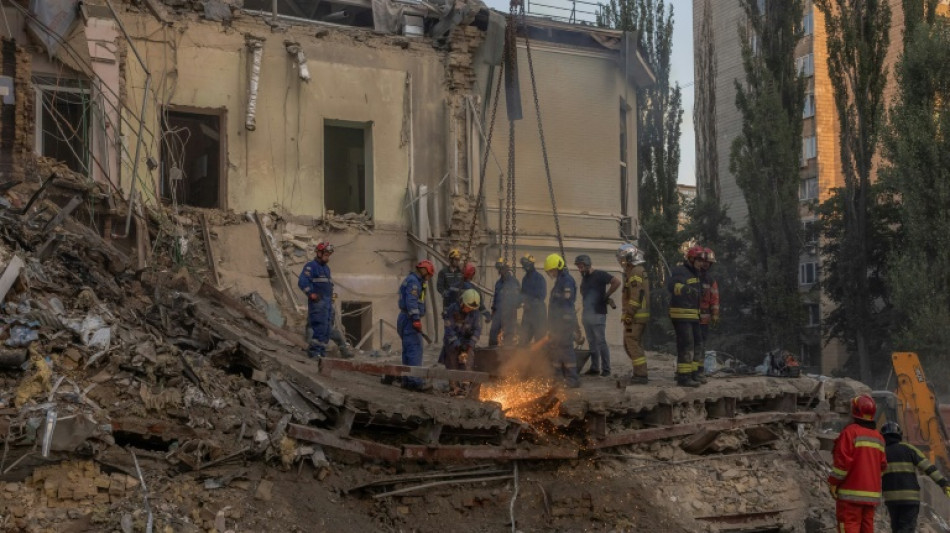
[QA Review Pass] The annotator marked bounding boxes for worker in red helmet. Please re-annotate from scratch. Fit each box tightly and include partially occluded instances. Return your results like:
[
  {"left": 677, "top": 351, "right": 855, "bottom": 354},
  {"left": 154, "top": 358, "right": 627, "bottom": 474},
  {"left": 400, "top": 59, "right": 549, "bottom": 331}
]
[
  {"left": 459, "top": 262, "right": 490, "bottom": 322},
  {"left": 698, "top": 247, "right": 720, "bottom": 345},
  {"left": 828, "top": 394, "right": 887, "bottom": 533},
  {"left": 666, "top": 245, "right": 706, "bottom": 387},
  {"left": 298, "top": 241, "right": 335, "bottom": 358},
  {"left": 397, "top": 259, "right": 435, "bottom": 391}
]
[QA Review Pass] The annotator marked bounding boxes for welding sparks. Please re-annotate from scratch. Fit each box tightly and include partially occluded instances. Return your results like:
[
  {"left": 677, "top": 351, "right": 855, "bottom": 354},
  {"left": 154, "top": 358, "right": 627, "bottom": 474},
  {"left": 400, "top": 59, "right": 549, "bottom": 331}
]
[{"left": 479, "top": 377, "right": 563, "bottom": 422}]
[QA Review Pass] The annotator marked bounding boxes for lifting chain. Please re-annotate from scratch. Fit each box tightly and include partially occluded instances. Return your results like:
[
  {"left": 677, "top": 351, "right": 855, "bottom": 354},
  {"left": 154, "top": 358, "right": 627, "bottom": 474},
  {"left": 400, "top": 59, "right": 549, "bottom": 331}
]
[{"left": 463, "top": 66, "right": 503, "bottom": 265}]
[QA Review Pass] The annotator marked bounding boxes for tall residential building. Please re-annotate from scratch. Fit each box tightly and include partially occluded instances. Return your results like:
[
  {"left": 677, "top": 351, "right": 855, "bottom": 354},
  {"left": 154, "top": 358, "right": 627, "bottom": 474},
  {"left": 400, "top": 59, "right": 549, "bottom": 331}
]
[{"left": 692, "top": 0, "right": 918, "bottom": 373}]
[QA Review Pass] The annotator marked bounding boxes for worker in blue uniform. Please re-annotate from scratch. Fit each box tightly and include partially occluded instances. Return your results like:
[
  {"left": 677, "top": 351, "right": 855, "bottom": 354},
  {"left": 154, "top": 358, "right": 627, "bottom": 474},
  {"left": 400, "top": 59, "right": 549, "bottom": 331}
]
[
  {"left": 488, "top": 258, "right": 521, "bottom": 346},
  {"left": 398, "top": 259, "right": 435, "bottom": 390},
  {"left": 544, "top": 254, "right": 580, "bottom": 388},
  {"left": 519, "top": 254, "right": 547, "bottom": 345},
  {"left": 298, "top": 242, "right": 335, "bottom": 358}
]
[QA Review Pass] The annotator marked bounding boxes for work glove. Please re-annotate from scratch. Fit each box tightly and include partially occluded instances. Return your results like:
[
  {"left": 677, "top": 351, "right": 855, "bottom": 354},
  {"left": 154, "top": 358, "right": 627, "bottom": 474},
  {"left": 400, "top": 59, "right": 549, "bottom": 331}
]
[
  {"left": 828, "top": 485, "right": 838, "bottom": 500},
  {"left": 459, "top": 347, "right": 470, "bottom": 365},
  {"left": 309, "top": 293, "right": 319, "bottom": 302},
  {"left": 607, "top": 297, "right": 617, "bottom": 309},
  {"left": 622, "top": 313, "right": 633, "bottom": 325},
  {"left": 944, "top": 485, "right": 950, "bottom": 499},
  {"left": 574, "top": 326, "right": 585, "bottom": 346},
  {"left": 412, "top": 320, "right": 422, "bottom": 332},
  {"left": 711, "top": 315, "right": 720, "bottom": 328}
]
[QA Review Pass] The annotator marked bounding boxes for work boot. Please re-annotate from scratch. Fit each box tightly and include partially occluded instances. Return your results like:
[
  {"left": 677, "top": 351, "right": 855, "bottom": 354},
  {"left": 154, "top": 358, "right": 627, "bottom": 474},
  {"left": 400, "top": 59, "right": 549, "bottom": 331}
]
[
  {"left": 693, "top": 370, "right": 708, "bottom": 384},
  {"left": 676, "top": 374, "right": 701, "bottom": 388}
]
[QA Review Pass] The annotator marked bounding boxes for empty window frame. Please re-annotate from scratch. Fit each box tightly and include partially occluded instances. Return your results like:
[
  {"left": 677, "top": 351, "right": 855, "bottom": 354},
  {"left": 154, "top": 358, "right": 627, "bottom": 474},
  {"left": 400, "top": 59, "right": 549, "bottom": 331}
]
[
  {"left": 324, "top": 121, "right": 373, "bottom": 215},
  {"left": 801, "top": 217, "right": 819, "bottom": 245},
  {"left": 803, "top": 11, "right": 814, "bottom": 36},
  {"left": 803, "top": 93, "right": 816, "bottom": 118},
  {"left": 34, "top": 78, "right": 91, "bottom": 175},
  {"left": 802, "top": 135, "right": 817, "bottom": 163},
  {"left": 799, "top": 261, "right": 818, "bottom": 286},
  {"left": 160, "top": 108, "right": 226, "bottom": 208},
  {"left": 796, "top": 53, "right": 815, "bottom": 77},
  {"left": 800, "top": 176, "right": 818, "bottom": 200},
  {"left": 804, "top": 303, "right": 820, "bottom": 326}
]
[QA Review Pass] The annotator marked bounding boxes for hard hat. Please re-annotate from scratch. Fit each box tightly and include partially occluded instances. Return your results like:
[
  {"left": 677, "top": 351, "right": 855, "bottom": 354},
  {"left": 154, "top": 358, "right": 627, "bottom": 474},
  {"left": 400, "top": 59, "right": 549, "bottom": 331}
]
[
  {"left": 416, "top": 260, "right": 435, "bottom": 278},
  {"left": 448, "top": 249, "right": 461, "bottom": 260},
  {"left": 686, "top": 245, "right": 705, "bottom": 262},
  {"left": 461, "top": 289, "right": 480, "bottom": 308},
  {"left": 703, "top": 247, "right": 717, "bottom": 264},
  {"left": 617, "top": 243, "right": 645, "bottom": 266},
  {"left": 495, "top": 257, "right": 509, "bottom": 268},
  {"left": 544, "top": 254, "right": 565, "bottom": 272},
  {"left": 573, "top": 254, "right": 592, "bottom": 267},
  {"left": 316, "top": 241, "right": 334, "bottom": 253},
  {"left": 850, "top": 394, "right": 876, "bottom": 421},
  {"left": 880, "top": 421, "right": 902, "bottom": 437},
  {"left": 520, "top": 254, "right": 536, "bottom": 265},
  {"left": 462, "top": 262, "right": 477, "bottom": 280}
]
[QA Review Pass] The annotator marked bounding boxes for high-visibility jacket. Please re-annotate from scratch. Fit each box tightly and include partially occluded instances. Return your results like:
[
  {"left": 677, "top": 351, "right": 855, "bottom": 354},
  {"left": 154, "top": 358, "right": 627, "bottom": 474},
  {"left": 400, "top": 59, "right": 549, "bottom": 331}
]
[
  {"left": 666, "top": 262, "right": 701, "bottom": 321},
  {"left": 883, "top": 434, "right": 949, "bottom": 503},
  {"left": 622, "top": 265, "right": 650, "bottom": 324},
  {"left": 828, "top": 422, "right": 887, "bottom": 505},
  {"left": 699, "top": 271, "right": 719, "bottom": 325}
]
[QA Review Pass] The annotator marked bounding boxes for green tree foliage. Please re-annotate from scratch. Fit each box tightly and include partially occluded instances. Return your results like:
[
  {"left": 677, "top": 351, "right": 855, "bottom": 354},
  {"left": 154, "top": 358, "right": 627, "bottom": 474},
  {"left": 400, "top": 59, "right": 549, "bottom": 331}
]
[
  {"left": 881, "top": 2, "right": 950, "bottom": 380},
  {"left": 598, "top": 0, "right": 683, "bottom": 333},
  {"left": 729, "top": 0, "right": 806, "bottom": 351},
  {"left": 815, "top": 0, "right": 890, "bottom": 384}
]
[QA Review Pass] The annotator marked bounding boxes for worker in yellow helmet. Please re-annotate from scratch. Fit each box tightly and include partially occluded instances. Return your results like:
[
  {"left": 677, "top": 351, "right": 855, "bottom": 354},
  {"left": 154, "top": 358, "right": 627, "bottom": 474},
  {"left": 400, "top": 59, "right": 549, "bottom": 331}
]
[
  {"left": 440, "top": 289, "right": 483, "bottom": 395},
  {"left": 543, "top": 254, "right": 580, "bottom": 388}
]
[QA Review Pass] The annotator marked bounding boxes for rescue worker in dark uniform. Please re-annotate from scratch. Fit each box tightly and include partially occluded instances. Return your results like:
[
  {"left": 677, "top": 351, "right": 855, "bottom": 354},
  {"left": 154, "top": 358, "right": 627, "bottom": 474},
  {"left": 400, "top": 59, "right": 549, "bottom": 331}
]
[
  {"left": 488, "top": 258, "right": 521, "bottom": 346},
  {"left": 398, "top": 260, "right": 434, "bottom": 390},
  {"left": 881, "top": 422, "right": 950, "bottom": 533},
  {"left": 460, "top": 262, "right": 490, "bottom": 322},
  {"left": 544, "top": 253, "right": 580, "bottom": 388},
  {"left": 519, "top": 254, "right": 547, "bottom": 346},
  {"left": 617, "top": 243, "right": 650, "bottom": 385},
  {"left": 436, "top": 249, "right": 464, "bottom": 316},
  {"left": 667, "top": 245, "right": 705, "bottom": 387},
  {"left": 828, "top": 395, "right": 887, "bottom": 533},
  {"left": 440, "top": 289, "right": 482, "bottom": 395},
  {"left": 298, "top": 241, "right": 334, "bottom": 358}
]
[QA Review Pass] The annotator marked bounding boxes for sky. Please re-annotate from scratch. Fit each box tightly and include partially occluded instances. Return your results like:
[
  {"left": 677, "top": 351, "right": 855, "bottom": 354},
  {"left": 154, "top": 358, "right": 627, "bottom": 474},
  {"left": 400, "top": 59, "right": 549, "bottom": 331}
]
[{"left": 481, "top": 0, "right": 697, "bottom": 185}]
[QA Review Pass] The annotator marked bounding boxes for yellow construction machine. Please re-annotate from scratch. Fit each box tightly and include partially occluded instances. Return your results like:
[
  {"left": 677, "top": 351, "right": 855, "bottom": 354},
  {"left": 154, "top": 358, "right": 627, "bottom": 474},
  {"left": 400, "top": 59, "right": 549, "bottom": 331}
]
[{"left": 872, "top": 352, "right": 950, "bottom": 475}]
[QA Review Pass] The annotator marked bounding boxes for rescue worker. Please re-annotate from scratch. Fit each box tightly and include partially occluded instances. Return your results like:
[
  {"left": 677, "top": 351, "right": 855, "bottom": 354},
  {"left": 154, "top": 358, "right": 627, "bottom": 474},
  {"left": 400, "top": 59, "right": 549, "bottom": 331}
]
[
  {"left": 617, "top": 243, "right": 649, "bottom": 385},
  {"left": 488, "top": 258, "right": 521, "bottom": 346},
  {"left": 828, "top": 394, "right": 887, "bottom": 533},
  {"left": 881, "top": 422, "right": 950, "bottom": 533},
  {"left": 699, "top": 247, "right": 720, "bottom": 344},
  {"left": 519, "top": 254, "right": 547, "bottom": 345},
  {"left": 298, "top": 241, "right": 334, "bottom": 358},
  {"left": 544, "top": 254, "right": 580, "bottom": 388},
  {"left": 398, "top": 259, "right": 435, "bottom": 391},
  {"left": 440, "top": 289, "right": 482, "bottom": 395},
  {"left": 575, "top": 255, "right": 621, "bottom": 377},
  {"left": 460, "top": 262, "right": 490, "bottom": 322},
  {"left": 667, "top": 246, "right": 705, "bottom": 387},
  {"left": 436, "top": 249, "right": 465, "bottom": 316}
]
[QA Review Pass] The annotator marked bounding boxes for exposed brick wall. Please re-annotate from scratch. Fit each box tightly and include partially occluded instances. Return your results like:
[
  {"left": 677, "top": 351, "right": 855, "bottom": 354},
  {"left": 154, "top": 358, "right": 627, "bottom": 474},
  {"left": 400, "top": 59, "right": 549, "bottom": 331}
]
[{"left": 0, "top": 38, "right": 34, "bottom": 182}]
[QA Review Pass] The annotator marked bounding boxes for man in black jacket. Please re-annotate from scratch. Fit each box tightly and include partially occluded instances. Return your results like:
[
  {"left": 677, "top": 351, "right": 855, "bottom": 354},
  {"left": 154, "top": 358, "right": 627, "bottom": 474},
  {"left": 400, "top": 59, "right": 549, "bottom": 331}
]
[
  {"left": 666, "top": 246, "right": 706, "bottom": 387},
  {"left": 881, "top": 422, "right": 950, "bottom": 533}
]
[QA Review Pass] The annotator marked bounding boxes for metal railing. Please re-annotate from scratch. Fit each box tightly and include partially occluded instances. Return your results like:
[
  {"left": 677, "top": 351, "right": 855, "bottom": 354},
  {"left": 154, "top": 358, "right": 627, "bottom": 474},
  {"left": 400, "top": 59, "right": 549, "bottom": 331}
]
[{"left": 526, "top": 0, "right": 603, "bottom": 24}]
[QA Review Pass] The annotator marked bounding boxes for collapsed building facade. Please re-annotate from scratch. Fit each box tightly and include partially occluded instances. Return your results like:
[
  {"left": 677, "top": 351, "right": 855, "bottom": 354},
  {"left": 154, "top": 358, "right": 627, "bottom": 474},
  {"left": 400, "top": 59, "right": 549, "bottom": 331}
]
[{"left": 0, "top": 0, "right": 654, "bottom": 346}]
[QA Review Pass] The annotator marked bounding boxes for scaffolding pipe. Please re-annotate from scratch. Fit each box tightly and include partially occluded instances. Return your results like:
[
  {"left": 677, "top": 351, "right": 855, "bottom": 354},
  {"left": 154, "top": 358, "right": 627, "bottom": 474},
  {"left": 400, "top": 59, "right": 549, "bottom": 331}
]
[{"left": 246, "top": 39, "right": 264, "bottom": 130}]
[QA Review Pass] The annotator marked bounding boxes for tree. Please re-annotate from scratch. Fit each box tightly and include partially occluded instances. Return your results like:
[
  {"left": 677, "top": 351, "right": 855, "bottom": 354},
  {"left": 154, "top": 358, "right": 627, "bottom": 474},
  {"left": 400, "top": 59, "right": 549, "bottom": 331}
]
[
  {"left": 694, "top": 0, "right": 719, "bottom": 201},
  {"left": 815, "top": 0, "right": 891, "bottom": 384},
  {"left": 729, "top": 0, "right": 806, "bottom": 351},
  {"left": 881, "top": 1, "right": 950, "bottom": 380}
]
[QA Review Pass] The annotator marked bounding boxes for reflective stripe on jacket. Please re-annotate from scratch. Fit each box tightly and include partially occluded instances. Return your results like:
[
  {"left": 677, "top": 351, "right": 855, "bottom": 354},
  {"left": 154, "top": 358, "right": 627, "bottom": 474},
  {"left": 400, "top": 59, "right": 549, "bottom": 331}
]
[
  {"left": 883, "top": 436, "right": 949, "bottom": 503},
  {"left": 622, "top": 265, "right": 650, "bottom": 324},
  {"left": 667, "top": 263, "right": 701, "bottom": 321},
  {"left": 828, "top": 423, "right": 887, "bottom": 505},
  {"left": 699, "top": 272, "right": 719, "bottom": 325}
]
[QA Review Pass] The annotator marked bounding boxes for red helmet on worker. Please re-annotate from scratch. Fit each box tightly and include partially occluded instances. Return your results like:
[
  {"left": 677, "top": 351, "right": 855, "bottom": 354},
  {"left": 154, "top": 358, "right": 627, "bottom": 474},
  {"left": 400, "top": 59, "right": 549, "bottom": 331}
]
[
  {"left": 850, "top": 394, "right": 876, "bottom": 421},
  {"left": 315, "top": 241, "right": 334, "bottom": 254},
  {"left": 703, "top": 247, "right": 717, "bottom": 264},
  {"left": 686, "top": 245, "right": 705, "bottom": 262},
  {"left": 462, "top": 262, "right": 476, "bottom": 280},
  {"left": 416, "top": 259, "right": 435, "bottom": 278}
]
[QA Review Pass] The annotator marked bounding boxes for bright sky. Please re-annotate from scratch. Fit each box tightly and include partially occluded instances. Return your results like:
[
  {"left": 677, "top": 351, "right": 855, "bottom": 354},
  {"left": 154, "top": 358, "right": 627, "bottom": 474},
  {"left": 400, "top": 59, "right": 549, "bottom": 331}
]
[{"left": 481, "top": 0, "right": 696, "bottom": 185}]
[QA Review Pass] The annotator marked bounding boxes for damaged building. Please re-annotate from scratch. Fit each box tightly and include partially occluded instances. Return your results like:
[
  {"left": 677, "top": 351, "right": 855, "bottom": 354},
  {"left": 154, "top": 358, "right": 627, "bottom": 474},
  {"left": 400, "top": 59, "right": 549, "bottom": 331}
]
[{"left": 0, "top": 0, "right": 654, "bottom": 347}]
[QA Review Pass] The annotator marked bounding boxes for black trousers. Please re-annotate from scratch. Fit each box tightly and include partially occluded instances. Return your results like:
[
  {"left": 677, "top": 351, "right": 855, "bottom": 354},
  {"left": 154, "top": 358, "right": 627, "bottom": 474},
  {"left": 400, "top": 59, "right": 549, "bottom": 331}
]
[
  {"left": 672, "top": 320, "right": 702, "bottom": 374},
  {"left": 885, "top": 502, "right": 919, "bottom": 533}
]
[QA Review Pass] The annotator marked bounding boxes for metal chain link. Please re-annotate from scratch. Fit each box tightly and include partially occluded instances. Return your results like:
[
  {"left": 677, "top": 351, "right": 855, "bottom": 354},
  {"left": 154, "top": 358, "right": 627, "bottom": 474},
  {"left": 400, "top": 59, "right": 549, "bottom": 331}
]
[{"left": 464, "top": 66, "right": 503, "bottom": 265}]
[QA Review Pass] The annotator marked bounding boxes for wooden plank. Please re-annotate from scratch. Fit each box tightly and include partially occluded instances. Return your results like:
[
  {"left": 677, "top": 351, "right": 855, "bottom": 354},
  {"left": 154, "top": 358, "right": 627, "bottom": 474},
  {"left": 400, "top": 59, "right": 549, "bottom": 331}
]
[
  {"left": 287, "top": 424, "right": 402, "bottom": 463},
  {"left": 198, "top": 283, "right": 308, "bottom": 350},
  {"left": 318, "top": 358, "right": 491, "bottom": 384},
  {"left": 268, "top": 376, "right": 326, "bottom": 424},
  {"left": 401, "top": 445, "right": 578, "bottom": 461},
  {"left": 0, "top": 255, "right": 25, "bottom": 303},
  {"left": 372, "top": 474, "right": 513, "bottom": 499},
  {"left": 254, "top": 212, "right": 304, "bottom": 314},
  {"left": 199, "top": 214, "right": 220, "bottom": 287},
  {"left": 588, "top": 412, "right": 818, "bottom": 449},
  {"left": 42, "top": 196, "right": 83, "bottom": 234}
]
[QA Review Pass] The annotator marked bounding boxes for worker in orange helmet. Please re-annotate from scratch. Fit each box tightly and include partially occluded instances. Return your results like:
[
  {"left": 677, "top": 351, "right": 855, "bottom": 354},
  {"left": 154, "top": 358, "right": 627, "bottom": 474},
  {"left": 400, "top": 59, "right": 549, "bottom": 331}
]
[
  {"left": 828, "top": 394, "right": 887, "bottom": 533},
  {"left": 698, "top": 247, "right": 720, "bottom": 348},
  {"left": 298, "top": 241, "right": 335, "bottom": 358},
  {"left": 397, "top": 259, "right": 435, "bottom": 391},
  {"left": 667, "top": 245, "right": 705, "bottom": 387}
]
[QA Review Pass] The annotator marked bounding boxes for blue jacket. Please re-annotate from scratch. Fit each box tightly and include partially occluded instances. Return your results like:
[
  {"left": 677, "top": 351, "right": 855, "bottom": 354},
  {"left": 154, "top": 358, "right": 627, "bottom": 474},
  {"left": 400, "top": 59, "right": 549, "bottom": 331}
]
[
  {"left": 298, "top": 260, "right": 333, "bottom": 301},
  {"left": 443, "top": 302, "right": 481, "bottom": 349},
  {"left": 548, "top": 269, "right": 577, "bottom": 329},
  {"left": 521, "top": 269, "right": 546, "bottom": 308},
  {"left": 492, "top": 273, "right": 522, "bottom": 315},
  {"left": 399, "top": 272, "right": 427, "bottom": 319}
]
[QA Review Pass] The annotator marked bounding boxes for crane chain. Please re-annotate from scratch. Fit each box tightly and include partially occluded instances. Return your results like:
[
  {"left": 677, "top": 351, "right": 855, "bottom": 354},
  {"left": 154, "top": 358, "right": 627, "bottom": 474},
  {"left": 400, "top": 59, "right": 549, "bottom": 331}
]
[
  {"left": 463, "top": 66, "right": 503, "bottom": 265},
  {"left": 520, "top": 2, "right": 564, "bottom": 259}
]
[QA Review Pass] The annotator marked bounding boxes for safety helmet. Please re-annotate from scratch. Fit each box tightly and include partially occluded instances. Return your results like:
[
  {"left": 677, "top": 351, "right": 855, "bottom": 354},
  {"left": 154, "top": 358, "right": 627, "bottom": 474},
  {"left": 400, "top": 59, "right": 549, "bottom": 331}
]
[
  {"left": 495, "top": 257, "right": 510, "bottom": 269},
  {"left": 544, "top": 254, "right": 565, "bottom": 272},
  {"left": 617, "top": 243, "right": 645, "bottom": 266},
  {"left": 461, "top": 289, "right": 480, "bottom": 309},
  {"left": 462, "top": 262, "right": 476, "bottom": 280},
  {"left": 703, "top": 247, "right": 717, "bottom": 264},
  {"left": 316, "top": 241, "right": 334, "bottom": 254},
  {"left": 520, "top": 254, "right": 536, "bottom": 265},
  {"left": 686, "top": 245, "right": 705, "bottom": 262},
  {"left": 574, "top": 254, "right": 592, "bottom": 267},
  {"left": 880, "top": 421, "right": 902, "bottom": 438},
  {"left": 416, "top": 259, "right": 435, "bottom": 278},
  {"left": 448, "top": 249, "right": 461, "bottom": 260},
  {"left": 850, "top": 394, "right": 876, "bottom": 421}
]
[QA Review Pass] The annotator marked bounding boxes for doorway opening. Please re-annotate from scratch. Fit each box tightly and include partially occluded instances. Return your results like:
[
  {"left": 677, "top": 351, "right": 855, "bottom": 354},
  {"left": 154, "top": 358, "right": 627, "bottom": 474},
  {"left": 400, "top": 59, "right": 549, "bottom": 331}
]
[
  {"left": 324, "top": 121, "right": 372, "bottom": 215},
  {"left": 161, "top": 108, "right": 226, "bottom": 208},
  {"left": 341, "top": 301, "right": 372, "bottom": 348}
]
